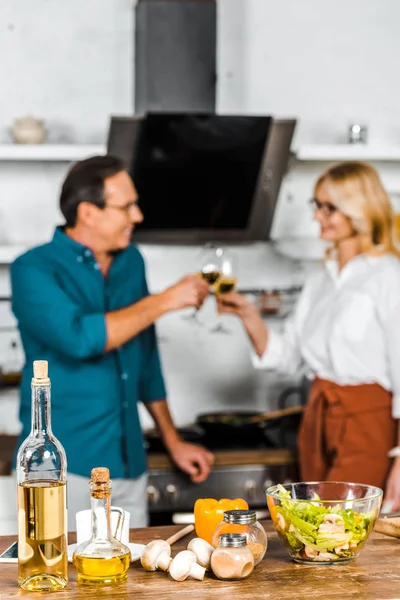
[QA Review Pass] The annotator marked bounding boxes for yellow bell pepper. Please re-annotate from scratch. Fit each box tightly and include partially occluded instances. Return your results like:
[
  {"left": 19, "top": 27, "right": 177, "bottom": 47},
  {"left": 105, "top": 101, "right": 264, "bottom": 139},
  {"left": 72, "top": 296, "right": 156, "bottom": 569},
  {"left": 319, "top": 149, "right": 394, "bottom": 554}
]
[{"left": 194, "top": 497, "right": 249, "bottom": 544}]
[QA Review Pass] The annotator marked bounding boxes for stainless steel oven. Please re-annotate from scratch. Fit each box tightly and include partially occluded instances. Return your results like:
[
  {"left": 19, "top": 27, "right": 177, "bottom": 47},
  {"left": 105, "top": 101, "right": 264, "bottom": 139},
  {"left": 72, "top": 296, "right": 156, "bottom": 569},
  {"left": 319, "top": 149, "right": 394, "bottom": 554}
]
[{"left": 146, "top": 448, "right": 298, "bottom": 526}]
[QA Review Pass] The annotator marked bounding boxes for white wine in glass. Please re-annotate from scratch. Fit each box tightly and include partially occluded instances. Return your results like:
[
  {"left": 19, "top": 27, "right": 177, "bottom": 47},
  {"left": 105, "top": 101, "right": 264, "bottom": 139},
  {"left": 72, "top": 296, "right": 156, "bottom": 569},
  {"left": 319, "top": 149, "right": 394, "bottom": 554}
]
[
  {"left": 215, "top": 277, "right": 237, "bottom": 295},
  {"left": 211, "top": 252, "right": 237, "bottom": 334},
  {"left": 199, "top": 269, "right": 221, "bottom": 286}
]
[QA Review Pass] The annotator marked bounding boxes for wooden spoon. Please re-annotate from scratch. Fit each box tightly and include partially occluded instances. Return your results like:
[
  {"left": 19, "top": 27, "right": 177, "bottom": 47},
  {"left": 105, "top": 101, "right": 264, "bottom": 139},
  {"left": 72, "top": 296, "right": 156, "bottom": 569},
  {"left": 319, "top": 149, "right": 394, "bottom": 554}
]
[
  {"left": 132, "top": 524, "right": 194, "bottom": 562},
  {"left": 165, "top": 524, "right": 195, "bottom": 545}
]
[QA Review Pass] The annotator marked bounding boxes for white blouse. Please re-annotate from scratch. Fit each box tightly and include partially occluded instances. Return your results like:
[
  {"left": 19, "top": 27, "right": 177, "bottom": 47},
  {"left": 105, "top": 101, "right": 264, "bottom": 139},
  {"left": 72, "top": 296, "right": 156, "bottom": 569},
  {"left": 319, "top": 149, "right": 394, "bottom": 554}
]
[{"left": 252, "top": 254, "right": 400, "bottom": 418}]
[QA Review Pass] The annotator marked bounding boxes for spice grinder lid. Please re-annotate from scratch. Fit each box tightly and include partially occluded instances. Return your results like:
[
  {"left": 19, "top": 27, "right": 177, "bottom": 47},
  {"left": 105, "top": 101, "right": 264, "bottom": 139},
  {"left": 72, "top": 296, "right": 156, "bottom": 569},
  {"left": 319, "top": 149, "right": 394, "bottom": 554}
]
[
  {"left": 223, "top": 509, "right": 257, "bottom": 524},
  {"left": 218, "top": 533, "right": 247, "bottom": 548}
]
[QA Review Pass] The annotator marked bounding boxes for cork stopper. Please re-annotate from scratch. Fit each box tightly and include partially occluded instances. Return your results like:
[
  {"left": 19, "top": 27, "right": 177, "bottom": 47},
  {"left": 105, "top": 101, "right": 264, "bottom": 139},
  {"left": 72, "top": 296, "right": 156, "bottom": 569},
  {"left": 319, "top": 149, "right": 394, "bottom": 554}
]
[
  {"left": 91, "top": 467, "right": 110, "bottom": 483},
  {"left": 34, "top": 360, "right": 48, "bottom": 379},
  {"left": 90, "top": 467, "right": 111, "bottom": 499},
  {"left": 32, "top": 360, "right": 50, "bottom": 385}
]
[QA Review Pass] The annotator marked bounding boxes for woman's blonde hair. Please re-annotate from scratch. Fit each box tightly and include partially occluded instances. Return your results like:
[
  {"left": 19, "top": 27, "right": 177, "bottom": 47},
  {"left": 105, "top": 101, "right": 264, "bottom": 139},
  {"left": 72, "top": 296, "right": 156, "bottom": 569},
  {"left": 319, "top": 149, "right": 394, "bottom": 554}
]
[{"left": 314, "top": 161, "right": 400, "bottom": 258}]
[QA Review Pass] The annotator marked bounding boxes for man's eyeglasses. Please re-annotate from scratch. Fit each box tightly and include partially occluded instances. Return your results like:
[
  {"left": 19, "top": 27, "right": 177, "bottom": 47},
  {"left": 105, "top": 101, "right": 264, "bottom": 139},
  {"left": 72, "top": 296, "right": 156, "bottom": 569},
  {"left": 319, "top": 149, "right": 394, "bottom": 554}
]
[
  {"left": 309, "top": 198, "right": 338, "bottom": 217},
  {"left": 105, "top": 200, "right": 140, "bottom": 214}
]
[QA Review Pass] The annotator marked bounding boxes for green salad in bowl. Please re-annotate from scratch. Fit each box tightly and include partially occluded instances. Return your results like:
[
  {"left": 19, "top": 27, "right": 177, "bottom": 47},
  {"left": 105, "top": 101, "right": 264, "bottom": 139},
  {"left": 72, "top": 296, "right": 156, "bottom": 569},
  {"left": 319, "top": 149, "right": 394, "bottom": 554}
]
[{"left": 266, "top": 482, "right": 382, "bottom": 565}]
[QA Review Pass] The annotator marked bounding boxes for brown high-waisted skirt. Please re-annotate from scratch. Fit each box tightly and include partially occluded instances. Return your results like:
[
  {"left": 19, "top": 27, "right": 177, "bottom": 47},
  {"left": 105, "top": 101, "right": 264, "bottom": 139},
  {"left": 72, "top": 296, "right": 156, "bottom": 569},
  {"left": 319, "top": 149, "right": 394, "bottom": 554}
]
[{"left": 298, "top": 377, "right": 396, "bottom": 490}]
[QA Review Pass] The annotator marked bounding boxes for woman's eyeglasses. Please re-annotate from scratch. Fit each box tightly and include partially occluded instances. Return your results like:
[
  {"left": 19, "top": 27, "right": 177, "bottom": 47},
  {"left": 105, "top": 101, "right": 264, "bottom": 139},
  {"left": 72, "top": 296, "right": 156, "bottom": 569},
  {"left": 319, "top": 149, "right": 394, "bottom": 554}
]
[{"left": 309, "top": 198, "right": 338, "bottom": 217}]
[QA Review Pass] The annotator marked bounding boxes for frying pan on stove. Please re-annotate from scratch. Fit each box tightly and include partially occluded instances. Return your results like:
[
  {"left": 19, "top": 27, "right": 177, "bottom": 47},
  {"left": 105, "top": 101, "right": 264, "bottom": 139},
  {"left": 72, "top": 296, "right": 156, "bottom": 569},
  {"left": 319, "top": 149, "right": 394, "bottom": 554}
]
[{"left": 195, "top": 387, "right": 305, "bottom": 449}]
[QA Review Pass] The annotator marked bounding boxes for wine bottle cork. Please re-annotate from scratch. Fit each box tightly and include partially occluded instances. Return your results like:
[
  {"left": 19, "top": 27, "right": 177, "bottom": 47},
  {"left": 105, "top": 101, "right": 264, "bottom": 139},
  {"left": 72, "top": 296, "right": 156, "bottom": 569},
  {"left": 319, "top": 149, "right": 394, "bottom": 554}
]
[
  {"left": 91, "top": 467, "right": 110, "bottom": 483},
  {"left": 32, "top": 360, "right": 50, "bottom": 385},
  {"left": 33, "top": 360, "right": 48, "bottom": 379}
]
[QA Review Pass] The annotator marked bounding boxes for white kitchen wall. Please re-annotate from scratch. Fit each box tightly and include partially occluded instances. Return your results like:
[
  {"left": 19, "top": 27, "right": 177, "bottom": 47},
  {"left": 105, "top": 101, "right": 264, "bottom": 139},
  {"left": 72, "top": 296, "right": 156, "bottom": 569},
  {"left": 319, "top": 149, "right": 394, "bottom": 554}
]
[
  {"left": 218, "top": 0, "right": 400, "bottom": 145},
  {"left": 0, "top": 0, "right": 400, "bottom": 433}
]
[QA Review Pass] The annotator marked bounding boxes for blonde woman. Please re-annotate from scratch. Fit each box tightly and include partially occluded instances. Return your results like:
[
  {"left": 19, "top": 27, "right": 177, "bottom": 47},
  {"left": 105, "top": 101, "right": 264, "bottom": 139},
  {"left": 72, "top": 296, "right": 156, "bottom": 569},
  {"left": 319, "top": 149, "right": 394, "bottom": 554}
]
[{"left": 218, "top": 161, "right": 400, "bottom": 510}]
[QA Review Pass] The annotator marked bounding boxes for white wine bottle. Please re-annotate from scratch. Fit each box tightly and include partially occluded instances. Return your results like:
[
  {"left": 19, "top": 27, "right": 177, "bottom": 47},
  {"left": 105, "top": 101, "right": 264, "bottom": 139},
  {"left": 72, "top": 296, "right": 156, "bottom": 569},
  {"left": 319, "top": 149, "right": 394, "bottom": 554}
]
[{"left": 16, "top": 360, "right": 68, "bottom": 592}]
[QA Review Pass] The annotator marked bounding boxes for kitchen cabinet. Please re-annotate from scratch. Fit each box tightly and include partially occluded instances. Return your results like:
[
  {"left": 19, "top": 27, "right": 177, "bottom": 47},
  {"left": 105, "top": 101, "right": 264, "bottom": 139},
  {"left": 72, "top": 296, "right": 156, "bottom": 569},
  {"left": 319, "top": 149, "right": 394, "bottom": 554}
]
[{"left": 0, "top": 522, "right": 399, "bottom": 598}]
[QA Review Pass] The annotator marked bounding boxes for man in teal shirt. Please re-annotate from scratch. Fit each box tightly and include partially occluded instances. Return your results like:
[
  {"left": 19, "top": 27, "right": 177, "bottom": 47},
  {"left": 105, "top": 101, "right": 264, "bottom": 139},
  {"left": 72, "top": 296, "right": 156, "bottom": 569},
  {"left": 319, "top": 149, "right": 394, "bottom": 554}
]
[{"left": 11, "top": 155, "right": 213, "bottom": 529}]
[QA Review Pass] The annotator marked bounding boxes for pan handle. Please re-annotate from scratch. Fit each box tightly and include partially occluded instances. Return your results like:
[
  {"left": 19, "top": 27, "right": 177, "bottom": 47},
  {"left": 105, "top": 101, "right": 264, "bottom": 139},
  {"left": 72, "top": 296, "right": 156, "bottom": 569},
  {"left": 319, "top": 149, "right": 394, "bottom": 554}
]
[{"left": 247, "top": 404, "right": 303, "bottom": 424}]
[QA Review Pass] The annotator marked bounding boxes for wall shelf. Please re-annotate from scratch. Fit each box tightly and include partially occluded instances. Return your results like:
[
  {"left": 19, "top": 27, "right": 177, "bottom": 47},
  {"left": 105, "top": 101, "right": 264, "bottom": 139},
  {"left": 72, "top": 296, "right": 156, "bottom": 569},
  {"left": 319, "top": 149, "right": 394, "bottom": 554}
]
[
  {"left": 295, "top": 144, "right": 400, "bottom": 162},
  {"left": 0, "top": 144, "right": 106, "bottom": 162},
  {"left": 1, "top": 142, "right": 399, "bottom": 163}
]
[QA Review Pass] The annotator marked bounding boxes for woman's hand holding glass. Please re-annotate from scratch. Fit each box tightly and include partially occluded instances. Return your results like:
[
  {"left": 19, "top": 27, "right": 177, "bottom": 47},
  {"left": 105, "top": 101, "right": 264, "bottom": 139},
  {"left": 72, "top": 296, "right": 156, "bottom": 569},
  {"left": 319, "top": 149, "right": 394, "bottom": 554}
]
[
  {"left": 217, "top": 291, "right": 269, "bottom": 357},
  {"left": 216, "top": 290, "right": 251, "bottom": 318}
]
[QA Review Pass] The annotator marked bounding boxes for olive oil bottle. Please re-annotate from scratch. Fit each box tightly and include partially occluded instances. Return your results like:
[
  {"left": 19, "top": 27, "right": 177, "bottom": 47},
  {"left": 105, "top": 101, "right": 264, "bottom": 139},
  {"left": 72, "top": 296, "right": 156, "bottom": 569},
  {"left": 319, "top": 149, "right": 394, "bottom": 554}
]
[
  {"left": 16, "top": 360, "right": 68, "bottom": 592},
  {"left": 72, "top": 467, "right": 130, "bottom": 585}
]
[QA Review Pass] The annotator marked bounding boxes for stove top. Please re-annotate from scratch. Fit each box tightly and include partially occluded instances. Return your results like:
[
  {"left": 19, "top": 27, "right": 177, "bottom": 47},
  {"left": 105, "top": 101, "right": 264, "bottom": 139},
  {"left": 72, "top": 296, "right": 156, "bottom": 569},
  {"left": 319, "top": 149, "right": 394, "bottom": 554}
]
[{"left": 146, "top": 452, "right": 298, "bottom": 513}]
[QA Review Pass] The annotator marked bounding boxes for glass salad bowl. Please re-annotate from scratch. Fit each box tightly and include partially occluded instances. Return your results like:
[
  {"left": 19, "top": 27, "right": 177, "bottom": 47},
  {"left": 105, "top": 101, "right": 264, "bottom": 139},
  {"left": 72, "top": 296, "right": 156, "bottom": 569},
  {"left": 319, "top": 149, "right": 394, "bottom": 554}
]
[{"left": 266, "top": 482, "right": 382, "bottom": 565}]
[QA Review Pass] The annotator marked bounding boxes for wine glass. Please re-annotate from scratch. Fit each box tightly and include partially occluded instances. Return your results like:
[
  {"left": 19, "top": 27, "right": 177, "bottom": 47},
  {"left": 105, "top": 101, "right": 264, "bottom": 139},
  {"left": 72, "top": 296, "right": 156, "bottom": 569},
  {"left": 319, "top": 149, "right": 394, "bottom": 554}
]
[
  {"left": 181, "top": 245, "right": 223, "bottom": 326},
  {"left": 210, "top": 251, "right": 237, "bottom": 334}
]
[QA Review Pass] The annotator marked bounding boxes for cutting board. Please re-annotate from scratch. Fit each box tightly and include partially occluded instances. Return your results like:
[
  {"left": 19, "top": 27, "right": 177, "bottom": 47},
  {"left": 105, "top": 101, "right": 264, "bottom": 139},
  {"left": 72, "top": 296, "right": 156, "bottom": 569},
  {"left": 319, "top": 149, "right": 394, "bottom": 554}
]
[{"left": 374, "top": 515, "right": 400, "bottom": 538}]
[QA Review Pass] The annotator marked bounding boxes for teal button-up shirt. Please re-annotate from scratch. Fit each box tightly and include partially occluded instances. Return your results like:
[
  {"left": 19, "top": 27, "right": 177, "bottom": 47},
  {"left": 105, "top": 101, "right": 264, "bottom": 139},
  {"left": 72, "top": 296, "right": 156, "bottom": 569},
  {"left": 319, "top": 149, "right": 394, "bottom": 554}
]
[{"left": 11, "top": 227, "right": 166, "bottom": 479}]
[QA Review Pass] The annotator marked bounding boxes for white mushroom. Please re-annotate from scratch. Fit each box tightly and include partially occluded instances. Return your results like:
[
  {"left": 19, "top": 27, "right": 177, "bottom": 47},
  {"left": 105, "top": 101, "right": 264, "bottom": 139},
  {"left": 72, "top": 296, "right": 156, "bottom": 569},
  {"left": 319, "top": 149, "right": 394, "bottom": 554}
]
[
  {"left": 168, "top": 550, "right": 206, "bottom": 582},
  {"left": 318, "top": 514, "right": 345, "bottom": 534},
  {"left": 334, "top": 542, "right": 349, "bottom": 554},
  {"left": 304, "top": 545, "right": 319, "bottom": 559},
  {"left": 187, "top": 538, "right": 214, "bottom": 570},
  {"left": 140, "top": 539, "right": 172, "bottom": 572}
]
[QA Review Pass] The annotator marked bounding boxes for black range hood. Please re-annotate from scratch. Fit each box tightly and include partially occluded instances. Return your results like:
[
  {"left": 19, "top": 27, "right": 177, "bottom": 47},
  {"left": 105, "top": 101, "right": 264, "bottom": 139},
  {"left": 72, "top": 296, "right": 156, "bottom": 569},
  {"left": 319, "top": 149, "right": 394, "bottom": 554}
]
[{"left": 107, "top": 113, "right": 296, "bottom": 244}]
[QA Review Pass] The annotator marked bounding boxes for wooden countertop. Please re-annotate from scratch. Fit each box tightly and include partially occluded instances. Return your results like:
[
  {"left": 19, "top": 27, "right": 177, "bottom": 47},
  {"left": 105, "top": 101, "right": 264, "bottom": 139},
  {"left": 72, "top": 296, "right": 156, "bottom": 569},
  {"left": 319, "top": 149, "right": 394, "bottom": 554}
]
[
  {"left": 1, "top": 522, "right": 400, "bottom": 599},
  {"left": 148, "top": 448, "right": 297, "bottom": 470}
]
